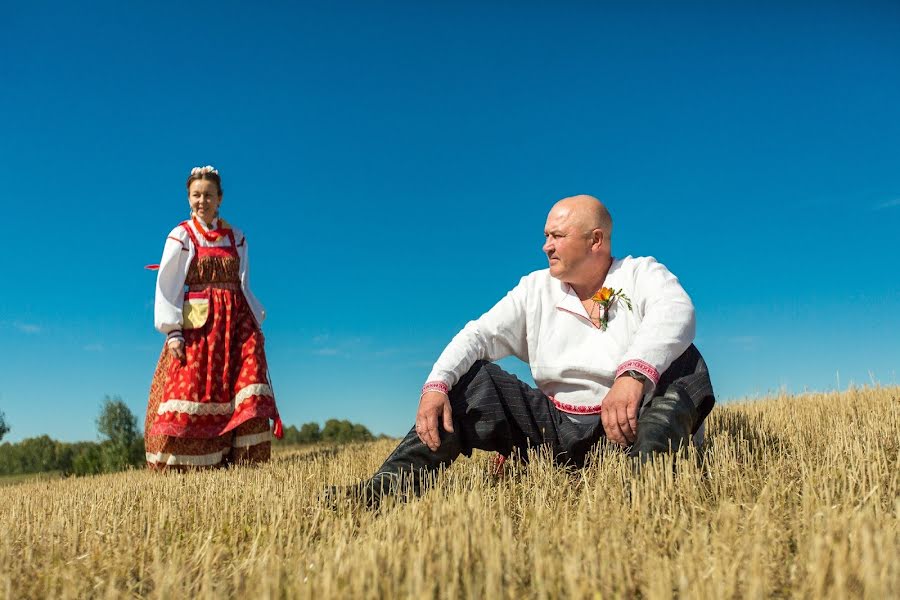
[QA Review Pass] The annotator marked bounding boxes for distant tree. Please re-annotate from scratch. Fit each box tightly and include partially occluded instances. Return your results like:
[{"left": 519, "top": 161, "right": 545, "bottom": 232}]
[
  {"left": 298, "top": 422, "right": 322, "bottom": 444},
  {"left": 0, "top": 410, "right": 9, "bottom": 442},
  {"left": 16, "top": 436, "right": 58, "bottom": 473},
  {"left": 96, "top": 396, "right": 143, "bottom": 472},
  {"left": 351, "top": 423, "right": 373, "bottom": 441},
  {"left": 0, "top": 441, "right": 23, "bottom": 475},
  {"left": 274, "top": 420, "right": 375, "bottom": 446},
  {"left": 278, "top": 425, "right": 301, "bottom": 445},
  {"left": 0, "top": 436, "right": 107, "bottom": 477},
  {"left": 322, "top": 419, "right": 373, "bottom": 444},
  {"left": 274, "top": 422, "right": 322, "bottom": 445},
  {"left": 321, "top": 419, "right": 351, "bottom": 443},
  {"left": 72, "top": 443, "right": 104, "bottom": 476}
]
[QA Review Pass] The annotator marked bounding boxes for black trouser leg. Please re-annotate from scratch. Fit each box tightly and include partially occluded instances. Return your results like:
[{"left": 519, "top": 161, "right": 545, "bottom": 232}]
[
  {"left": 628, "top": 344, "right": 715, "bottom": 464},
  {"left": 359, "top": 425, "right": 463, "bottom": 505},
  {"left": 446, "top": 360, "right": 601, "bottom": 466},
  {"left": 348, "top": 361, "right": 595, "bottom": 507},
  {"left": 629, "top": 387, "right": 697, "bottom": 460}
]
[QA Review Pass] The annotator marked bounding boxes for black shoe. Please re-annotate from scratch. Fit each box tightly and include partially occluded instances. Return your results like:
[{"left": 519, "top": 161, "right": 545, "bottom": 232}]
[
  {"left": 628, "top": 386, "right": 697, "bottom": 468},
  {"left": 323, "top": 474, "right": 404, "bottom": 510}
]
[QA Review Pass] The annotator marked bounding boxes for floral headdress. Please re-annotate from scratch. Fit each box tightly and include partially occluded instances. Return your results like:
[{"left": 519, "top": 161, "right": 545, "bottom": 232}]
[{"left": 191, "top": 165, "right": 219, "bottom": 176}]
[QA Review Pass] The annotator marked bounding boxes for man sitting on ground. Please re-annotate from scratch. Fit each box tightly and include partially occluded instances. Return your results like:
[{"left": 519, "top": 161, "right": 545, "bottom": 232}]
[{"left": 339, "top": 194, "right": 714, "bottom": 507}]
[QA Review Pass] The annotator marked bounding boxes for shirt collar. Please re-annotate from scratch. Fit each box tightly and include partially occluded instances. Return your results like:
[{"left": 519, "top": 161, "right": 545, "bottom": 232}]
[
  {"left": 556, "top": 283, "right": 591, "bottom": 320},
  {"left": 553, "top": 257, "right": 622, "bottom": 320}
]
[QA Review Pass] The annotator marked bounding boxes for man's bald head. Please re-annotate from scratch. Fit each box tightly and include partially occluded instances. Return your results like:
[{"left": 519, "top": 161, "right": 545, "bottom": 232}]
[
  {"left": 552, "top": 195, "right": 613, "bottom": 238},
  {"left": 543, "top": 194, "right": 614, "bottom": 287}
]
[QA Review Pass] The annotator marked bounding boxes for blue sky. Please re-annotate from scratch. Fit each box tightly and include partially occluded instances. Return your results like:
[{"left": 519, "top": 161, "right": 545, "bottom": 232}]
[{"left": 1, "top": 1, "right": 898, "bottom": 443}]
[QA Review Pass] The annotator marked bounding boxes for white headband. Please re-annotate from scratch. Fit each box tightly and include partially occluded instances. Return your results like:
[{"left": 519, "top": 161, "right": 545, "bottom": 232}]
[{"left": 190, "top": 165, "right": 219, "bottom": 176}]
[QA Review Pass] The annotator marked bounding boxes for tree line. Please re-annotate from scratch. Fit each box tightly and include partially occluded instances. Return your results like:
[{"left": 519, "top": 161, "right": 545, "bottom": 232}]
[
  {"left": 275, "top": 419, "right": 383, "bottom": 445},
  {"left": 0, "top": 398, "right": 143, "bottom": 477},
  {"left": 0, "top": 401, "right": 379, "bottom": 478}
]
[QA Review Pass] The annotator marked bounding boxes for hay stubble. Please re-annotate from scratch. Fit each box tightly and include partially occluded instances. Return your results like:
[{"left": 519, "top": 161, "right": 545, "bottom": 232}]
[{"left": 1, "top": 387, "right": 897, "bottom": 598}]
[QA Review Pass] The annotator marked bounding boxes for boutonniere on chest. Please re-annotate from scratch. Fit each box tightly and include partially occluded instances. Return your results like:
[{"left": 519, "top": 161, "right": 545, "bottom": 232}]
[{"left": 590, "top": 287, "right": 633, "bottom": 331}]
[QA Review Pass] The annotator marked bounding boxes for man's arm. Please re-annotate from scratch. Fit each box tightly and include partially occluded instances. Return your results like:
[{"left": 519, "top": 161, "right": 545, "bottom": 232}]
[
  {"left": 601, "top": 257, "right": 696, "bottom": 446},
  {"left": 416, "top": 275, "right": 532, "bottom": 450}
]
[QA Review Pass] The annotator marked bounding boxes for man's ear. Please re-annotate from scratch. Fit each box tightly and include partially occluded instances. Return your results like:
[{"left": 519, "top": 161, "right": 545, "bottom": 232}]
[{"left": 592, "top": 229, "right": 605, "bottom": 251}]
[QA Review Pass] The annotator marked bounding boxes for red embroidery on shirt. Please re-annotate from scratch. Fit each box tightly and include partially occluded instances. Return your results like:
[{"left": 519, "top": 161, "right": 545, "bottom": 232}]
[
  {"left": 551, "top": 396, "right": 602, "bottom": 414},
  {"left": 616, "top": 359, "right": 659, "bottom": 385},
  {"left": 422, "top": 381, "right": 450, "bottom": 396}
]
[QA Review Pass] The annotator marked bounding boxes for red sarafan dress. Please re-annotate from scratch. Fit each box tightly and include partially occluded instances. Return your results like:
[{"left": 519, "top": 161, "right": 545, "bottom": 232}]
[{"left": 145, "top": 217, "right": 282, "bottom": 469}]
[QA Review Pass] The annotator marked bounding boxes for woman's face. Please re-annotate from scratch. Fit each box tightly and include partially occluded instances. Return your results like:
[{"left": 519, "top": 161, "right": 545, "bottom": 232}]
[{"left": 188, "top": 179, "right": 222, "bottom": 224}]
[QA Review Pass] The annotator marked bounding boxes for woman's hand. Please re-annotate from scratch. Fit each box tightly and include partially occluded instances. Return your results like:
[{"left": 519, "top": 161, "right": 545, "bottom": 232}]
[{"left": 168, "top": 339, "right": 186, "bottom": 363}]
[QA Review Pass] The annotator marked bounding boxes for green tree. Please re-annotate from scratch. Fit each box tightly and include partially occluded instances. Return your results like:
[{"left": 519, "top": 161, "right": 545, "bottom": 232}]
[
  {"left": 274, "top": 420, "right": 374, "bottom": 447},
  {"left": 72, "top": 443, "right": 104, "bottom": 476},
  {"left": 351, "top": 423, "right": 373, "bottom": 441},
  {"left": 96, "top": 396, "right": 143, "bottom": 472},
  {"left": 274, "top": 422, "right": 322, "bottom": 446},
  {"left": 322, "top": 419, "right": 373, "bottom": 443},
  {"left": 0, "top": 441, "right": 23, "bottom": 475},
  {"left": 0, "top": 410, "right": 9, "bottom": 442},
  {"left": 298, "top": 422, "right": 322, "bottom": 444},
  {"left": 278, "top": 425, "right": 301, "bottom": 445},
  {"left": 20, "top": 436, "right": 58, "bottom": 473},
  {"left": 322, "top": 419, "right": 350, "bottom": 443}
]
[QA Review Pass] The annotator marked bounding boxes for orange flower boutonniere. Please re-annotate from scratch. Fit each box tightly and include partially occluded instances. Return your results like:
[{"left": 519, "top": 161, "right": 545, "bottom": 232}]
[{"left": 590, "top": 287, "right": 633, "bottom": 331}]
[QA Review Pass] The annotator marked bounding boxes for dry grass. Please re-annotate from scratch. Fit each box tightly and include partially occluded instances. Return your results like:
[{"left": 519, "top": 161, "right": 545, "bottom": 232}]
[{"left": 1, "top": 387, "right": 897, "bottom": 599}]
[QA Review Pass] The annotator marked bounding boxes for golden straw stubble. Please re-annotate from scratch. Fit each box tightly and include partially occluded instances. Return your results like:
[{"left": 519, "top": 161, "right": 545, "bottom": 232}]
[{"left": 1, "top": 387, "right": 897, "bottom": 598}]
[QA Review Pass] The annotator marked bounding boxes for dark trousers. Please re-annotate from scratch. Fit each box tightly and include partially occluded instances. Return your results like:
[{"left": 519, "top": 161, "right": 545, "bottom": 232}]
[{"left": 442, "top": 344, "right": 714, "bottom": 467}]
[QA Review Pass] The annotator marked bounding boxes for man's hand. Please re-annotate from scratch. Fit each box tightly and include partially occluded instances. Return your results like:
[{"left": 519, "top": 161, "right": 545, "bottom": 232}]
[
  {"left": 416, "top": 391, "right": 454, "bottom": 451},
  {"left": 168, "top": 339, "right": 186, "bottom": 363},
  {"left": 600, "top": 376, "right": 644, "bottom": 446}
]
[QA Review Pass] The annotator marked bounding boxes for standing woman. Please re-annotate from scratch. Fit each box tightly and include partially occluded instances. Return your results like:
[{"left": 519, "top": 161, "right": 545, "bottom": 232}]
[{"left": 145, "top": 165, "right": 282, "bottom": 469}]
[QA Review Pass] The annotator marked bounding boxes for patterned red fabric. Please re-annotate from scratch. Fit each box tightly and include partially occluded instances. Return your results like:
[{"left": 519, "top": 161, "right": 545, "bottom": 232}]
[
  {"left": 148, "top": 285, "right": 277, "bottom": 437},
  {"left": 144, "top": 224, "right": 278, "bottom": 469}
]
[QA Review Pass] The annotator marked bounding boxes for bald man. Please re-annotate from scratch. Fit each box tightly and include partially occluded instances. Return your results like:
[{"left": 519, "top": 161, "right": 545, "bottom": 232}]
[{"left": 337, "top": 195, "right": 714, "bottom": 507}]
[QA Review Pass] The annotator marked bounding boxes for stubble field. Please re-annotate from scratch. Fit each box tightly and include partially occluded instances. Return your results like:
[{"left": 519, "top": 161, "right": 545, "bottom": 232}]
[{"left": 1, "top": 387, "right": 898, "bottom": 599}]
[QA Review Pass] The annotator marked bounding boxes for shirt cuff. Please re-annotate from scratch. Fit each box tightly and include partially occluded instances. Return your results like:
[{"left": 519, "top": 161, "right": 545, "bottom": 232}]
[
  {"left": 616, "top": 359, "right": 660, "bottom": 386},
  {"left": 166, "top": 330, "right": 184, "bottom": 347},
  {"left": 421, "top": 381, "right": 450, "bottom": 397}
]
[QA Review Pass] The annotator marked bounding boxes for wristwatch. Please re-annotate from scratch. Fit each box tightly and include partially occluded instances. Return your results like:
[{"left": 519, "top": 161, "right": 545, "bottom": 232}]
[{"left": 623, "top": 369, "right": 647, "bottom": 384}]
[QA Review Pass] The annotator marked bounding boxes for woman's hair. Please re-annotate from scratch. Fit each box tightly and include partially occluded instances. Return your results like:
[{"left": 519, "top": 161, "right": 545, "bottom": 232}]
[{"left": 186, "top": 166, "right": 223, "bottom": 196}]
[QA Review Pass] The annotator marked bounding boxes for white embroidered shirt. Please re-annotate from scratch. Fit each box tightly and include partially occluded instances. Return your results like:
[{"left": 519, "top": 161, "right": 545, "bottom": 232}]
[{"left": 425, "top": 256, "right": 695, "bottom": 414}]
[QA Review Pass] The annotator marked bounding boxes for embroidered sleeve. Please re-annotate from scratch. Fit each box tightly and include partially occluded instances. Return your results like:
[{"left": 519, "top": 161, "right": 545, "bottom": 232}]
[
  {"left": 421, "top": 381, "right": 450, "bottom": 397},
  {"left": 424, "top": 274, "right": 531, "bottom": 390},
  {"left": 236, "top": 232, "right": 266, "bottom": 326},
  {"left": 615, "top": 360, "right": 659, "bottom": 384},
  {"left": 618, "top": 257, "right": 695, "bottom": 389},
  {"left": 154, "top": 227, "right": 191, "bottom": 334}
]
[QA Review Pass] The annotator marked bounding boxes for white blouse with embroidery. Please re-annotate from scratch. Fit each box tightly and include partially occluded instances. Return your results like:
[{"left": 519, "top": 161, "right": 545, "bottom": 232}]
[
  {"left": 424, "top": 255, "right": 696, "bottom": 414},
  {"left": 154, "top": 218, "right": 266, "bottom": 334}
]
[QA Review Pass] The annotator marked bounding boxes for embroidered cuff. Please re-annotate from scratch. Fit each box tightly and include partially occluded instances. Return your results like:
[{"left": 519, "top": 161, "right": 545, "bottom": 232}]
[
  {"left": 616, "top": 359, "right": 659, "bottom": 386},
  {"left": 421, "top": 381, "right": 450, "bottom": 397}
]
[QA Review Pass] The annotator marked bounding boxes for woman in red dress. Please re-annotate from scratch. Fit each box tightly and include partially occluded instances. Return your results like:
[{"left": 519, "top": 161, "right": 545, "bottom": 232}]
[{"left": 145, "top": 166, "right": 282, "bottom": 469}]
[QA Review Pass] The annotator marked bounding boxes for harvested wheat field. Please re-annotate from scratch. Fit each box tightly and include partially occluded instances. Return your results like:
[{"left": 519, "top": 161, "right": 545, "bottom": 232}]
[{"left": 1, "top": 387, "right": 897, "bottom": 599}]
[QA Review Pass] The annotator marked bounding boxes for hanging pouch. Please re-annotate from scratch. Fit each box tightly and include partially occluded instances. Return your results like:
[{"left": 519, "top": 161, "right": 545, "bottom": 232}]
[{"left": 182, "top": 290, "right": 210, "bottom": 330}]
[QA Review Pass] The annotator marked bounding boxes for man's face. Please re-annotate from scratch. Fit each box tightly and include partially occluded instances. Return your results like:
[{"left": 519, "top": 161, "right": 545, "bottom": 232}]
[{"left": 542, "top": 206, "right": 593, "bottom": 282}]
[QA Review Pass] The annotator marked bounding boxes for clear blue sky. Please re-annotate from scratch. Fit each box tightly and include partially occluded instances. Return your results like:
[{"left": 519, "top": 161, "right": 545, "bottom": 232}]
[{"left": 1, "top": 1, "right": 898, "bottom": 443}]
